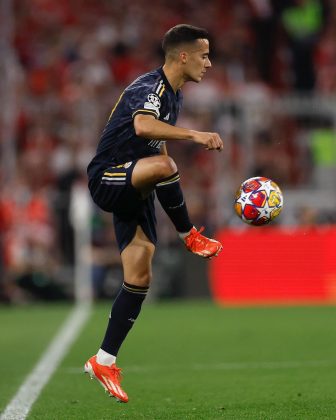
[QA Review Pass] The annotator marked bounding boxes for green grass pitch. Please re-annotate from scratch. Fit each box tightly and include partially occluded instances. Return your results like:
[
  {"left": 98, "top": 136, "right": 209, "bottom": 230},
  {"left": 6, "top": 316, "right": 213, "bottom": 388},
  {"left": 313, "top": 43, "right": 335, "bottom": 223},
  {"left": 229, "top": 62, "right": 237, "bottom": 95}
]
[{"left": 1, "top": 301, "right": 336, "bottom": 419}]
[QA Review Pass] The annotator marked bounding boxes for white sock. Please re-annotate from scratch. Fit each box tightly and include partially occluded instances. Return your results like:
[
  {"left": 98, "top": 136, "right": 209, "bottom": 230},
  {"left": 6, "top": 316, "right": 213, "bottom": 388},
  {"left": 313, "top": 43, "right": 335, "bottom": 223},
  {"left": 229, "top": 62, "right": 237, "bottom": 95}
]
[
  {"left": 178, "top": 226, "right": 194, "bottom": 240},
  {"left": 96, "top": 348, "right": 116, "bottom": 366}
]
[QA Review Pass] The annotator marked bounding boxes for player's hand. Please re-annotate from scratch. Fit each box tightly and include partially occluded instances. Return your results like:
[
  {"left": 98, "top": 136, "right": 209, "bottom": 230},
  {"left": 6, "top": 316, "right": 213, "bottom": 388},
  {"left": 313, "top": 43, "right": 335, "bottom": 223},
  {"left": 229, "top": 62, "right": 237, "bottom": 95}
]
[{"left": 191, "top": 130, "right": 224, "bottom": 151}]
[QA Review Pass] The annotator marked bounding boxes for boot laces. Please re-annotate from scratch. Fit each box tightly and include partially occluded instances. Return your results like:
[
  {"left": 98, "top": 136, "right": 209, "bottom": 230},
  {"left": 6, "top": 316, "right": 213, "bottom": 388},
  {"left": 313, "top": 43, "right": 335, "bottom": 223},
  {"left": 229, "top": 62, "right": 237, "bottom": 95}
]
[
  {"left": 187, "top": 227, "right": 205, "bottom": 247},
  {"left": 107, "top": 365, "right": 122, "bottom": 382}
]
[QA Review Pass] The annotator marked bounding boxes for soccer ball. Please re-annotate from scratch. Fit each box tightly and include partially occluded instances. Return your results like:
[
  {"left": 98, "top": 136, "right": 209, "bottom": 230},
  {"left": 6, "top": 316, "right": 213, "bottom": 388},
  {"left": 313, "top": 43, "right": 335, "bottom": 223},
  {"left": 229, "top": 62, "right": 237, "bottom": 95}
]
[{"left": 234, "top": 176, "right": 283, "bottom": 226}]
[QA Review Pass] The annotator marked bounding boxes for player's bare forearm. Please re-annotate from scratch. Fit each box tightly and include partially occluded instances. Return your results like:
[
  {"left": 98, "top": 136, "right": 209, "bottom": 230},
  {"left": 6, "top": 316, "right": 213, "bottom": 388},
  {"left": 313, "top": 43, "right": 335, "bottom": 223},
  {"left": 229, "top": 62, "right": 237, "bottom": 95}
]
[
  {"left": 134, "top": 114, "right": 194, "bottom": 141},
  {"left": 133, "top": 114, "right": 223, "bottom": 151}
]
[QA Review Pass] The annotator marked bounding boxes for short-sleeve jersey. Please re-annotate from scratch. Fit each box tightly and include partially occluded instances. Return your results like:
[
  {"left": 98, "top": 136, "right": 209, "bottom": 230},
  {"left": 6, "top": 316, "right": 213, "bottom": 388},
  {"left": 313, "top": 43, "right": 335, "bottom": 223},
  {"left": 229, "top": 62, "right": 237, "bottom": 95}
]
[{"left": 87, "top": 67, "right": 183, "bottom": 179}]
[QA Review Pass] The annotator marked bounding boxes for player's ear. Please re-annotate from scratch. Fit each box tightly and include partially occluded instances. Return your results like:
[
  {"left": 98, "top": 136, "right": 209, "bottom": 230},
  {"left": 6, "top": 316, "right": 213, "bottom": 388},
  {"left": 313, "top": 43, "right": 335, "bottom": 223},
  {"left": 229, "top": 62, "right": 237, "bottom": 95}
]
[{"left": 179, "top": 51, "right": 188, "bottom": 64}]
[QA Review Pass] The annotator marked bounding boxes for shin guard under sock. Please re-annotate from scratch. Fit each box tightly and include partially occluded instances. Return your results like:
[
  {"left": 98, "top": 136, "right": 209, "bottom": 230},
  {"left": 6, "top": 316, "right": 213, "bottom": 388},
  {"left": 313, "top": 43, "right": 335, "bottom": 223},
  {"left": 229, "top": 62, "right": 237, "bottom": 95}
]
[
  {"left": 155, "top": 171, "right": 193, "bottom": 233},
  {"left": 101, "top": 282, "right": 149, "bottom": 357}
]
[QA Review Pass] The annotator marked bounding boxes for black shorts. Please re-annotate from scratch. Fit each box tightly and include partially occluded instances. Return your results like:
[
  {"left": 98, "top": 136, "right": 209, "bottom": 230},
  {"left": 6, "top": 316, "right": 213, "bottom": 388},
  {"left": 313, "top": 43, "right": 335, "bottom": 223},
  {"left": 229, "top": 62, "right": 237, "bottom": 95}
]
[{"left": 88, "top": 160, "right": 157, "bottom": 252}]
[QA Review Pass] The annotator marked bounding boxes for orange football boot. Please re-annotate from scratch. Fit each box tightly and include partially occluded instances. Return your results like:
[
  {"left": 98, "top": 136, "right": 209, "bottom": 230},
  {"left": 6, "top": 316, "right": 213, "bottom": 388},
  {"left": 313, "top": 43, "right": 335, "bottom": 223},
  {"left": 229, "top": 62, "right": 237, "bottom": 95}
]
[
  {"left": 184, "top": 227, "right": 222, "bottom": 258},
  {"left": 84, "top": 355, "right": 128, "bottom": 403}
]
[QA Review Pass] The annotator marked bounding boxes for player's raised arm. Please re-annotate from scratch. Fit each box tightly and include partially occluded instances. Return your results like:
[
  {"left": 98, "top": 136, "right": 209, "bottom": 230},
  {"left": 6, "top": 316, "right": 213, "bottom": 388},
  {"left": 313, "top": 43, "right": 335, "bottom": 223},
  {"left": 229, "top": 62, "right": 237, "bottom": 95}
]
[{"left": 134, "top": 114, "right": 223, "bottom": 151}]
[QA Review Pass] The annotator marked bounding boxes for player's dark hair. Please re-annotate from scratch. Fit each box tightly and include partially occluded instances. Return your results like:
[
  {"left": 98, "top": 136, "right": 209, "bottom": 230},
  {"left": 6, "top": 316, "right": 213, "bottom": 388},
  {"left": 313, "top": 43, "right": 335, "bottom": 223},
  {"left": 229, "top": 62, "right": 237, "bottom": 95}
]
[{"left": 162, "top": 24, "right": 209, "bottom": 56}]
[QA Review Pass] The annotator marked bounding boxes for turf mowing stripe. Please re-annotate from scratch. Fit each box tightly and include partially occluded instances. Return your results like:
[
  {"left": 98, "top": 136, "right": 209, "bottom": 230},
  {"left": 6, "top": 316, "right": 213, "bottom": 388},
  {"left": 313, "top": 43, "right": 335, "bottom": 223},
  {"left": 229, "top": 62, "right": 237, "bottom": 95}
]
[
  {"left": 192, "top": 360, "right": 332, "bottom": 370},
  {"left": 62, "top": 359, "right": 333, "bottom": 375},
  {"left": 0, "top": 303, "right": 91, "bottom": 420}
]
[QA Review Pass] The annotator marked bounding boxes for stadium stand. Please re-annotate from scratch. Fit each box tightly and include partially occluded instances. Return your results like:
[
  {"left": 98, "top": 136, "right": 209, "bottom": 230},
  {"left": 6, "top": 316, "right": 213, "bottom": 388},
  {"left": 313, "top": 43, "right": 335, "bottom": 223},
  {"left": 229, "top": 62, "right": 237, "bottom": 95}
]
[{"left": 1, "top": 0, "right": 335, "bottom": 302}]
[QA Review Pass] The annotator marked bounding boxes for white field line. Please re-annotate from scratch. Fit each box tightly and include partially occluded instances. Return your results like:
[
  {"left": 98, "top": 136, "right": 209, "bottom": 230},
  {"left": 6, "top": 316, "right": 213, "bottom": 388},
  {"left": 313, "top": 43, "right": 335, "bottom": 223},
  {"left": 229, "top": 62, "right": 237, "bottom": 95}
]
[
  {"left": 62, "top": 359, "right": 334, "bottom": 375},
  {"left": 0, "top": 303, "right": 91, "bottom": 420}
]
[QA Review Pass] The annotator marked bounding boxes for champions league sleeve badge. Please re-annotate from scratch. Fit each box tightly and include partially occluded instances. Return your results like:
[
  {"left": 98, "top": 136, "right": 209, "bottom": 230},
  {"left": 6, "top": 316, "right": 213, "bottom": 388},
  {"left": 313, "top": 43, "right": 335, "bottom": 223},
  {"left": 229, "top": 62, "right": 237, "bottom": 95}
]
[{"left": 144, "top": 93, "right": 161, "bottom": 117}]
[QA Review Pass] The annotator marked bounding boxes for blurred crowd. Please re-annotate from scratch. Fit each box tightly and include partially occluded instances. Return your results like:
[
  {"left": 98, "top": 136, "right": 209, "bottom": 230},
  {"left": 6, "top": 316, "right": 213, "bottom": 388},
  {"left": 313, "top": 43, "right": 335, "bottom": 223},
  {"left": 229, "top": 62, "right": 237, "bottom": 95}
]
[{"left": 1, "top": 0, "right": 336, "bottom": 302}]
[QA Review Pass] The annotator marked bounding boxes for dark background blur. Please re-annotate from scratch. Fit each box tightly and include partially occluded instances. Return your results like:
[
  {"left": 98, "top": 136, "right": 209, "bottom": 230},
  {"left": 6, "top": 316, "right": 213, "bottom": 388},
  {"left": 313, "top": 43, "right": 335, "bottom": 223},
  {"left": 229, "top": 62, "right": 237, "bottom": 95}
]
[{"left": 1, "top": 0, "right": 336, "bottom": 303}]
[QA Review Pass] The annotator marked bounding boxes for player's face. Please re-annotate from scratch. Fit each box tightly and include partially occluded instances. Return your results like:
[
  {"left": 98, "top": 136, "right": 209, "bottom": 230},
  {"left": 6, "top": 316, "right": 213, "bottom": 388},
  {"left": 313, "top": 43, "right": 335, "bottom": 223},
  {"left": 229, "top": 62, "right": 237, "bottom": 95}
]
[{"left": 183, "top": 39, "right": 211, "bottom": 83}]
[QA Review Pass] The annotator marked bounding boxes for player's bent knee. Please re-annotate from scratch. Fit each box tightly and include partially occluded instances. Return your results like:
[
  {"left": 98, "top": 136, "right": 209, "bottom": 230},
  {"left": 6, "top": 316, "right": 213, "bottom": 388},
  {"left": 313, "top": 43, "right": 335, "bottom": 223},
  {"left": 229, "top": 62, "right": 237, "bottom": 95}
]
[
  {"left": 132, "top": 156, "right": 178, "bottom": 189},
  {"left": 156, "top": 156, "right": 177, "bottom": 179}
]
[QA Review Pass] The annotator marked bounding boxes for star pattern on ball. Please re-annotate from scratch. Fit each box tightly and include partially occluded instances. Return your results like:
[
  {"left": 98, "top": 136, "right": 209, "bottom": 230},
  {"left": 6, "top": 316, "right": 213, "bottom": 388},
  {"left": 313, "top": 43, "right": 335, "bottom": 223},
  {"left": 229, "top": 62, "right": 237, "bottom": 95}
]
[
  {"left": 236, "top": 191, "right": 254, "bottom": 208},
  {"left": 234, "top": 177, "right": 284, "bottom": 226},
  {"left": 258, "top": 179, "right": 275, "bottom": 197}
]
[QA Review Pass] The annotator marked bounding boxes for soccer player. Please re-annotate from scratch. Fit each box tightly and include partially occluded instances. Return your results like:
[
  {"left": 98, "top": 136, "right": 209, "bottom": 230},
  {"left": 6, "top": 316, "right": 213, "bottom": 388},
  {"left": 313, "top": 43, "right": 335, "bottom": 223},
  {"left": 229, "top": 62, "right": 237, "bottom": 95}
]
[{"left": 84, "top": 24, "right": 223, "bottom": 403}]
